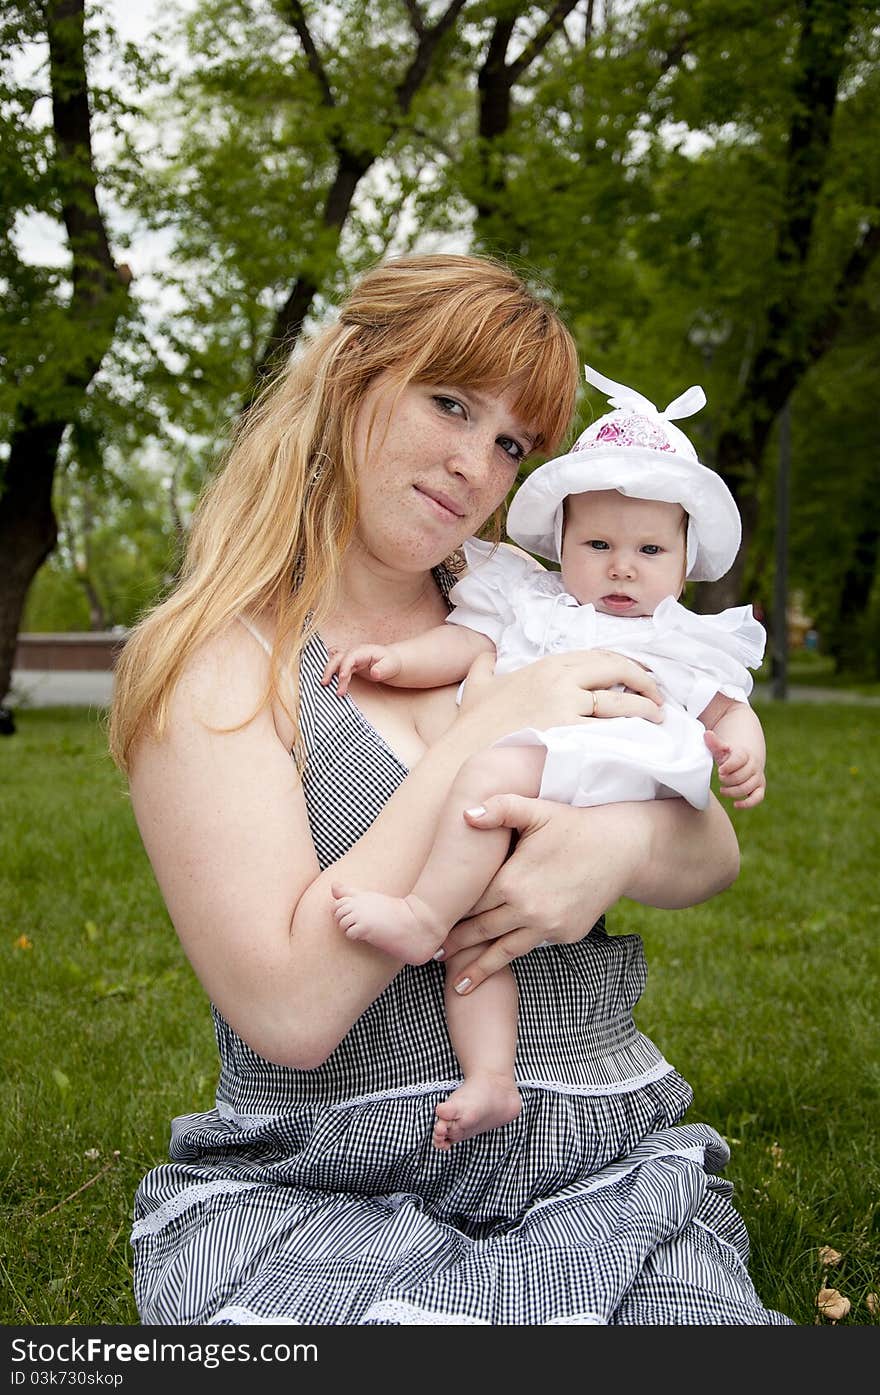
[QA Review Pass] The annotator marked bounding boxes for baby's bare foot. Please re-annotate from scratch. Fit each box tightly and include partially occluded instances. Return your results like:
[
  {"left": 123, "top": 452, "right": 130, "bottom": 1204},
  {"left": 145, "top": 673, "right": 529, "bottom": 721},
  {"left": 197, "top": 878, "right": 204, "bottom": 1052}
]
[
  {"left": 331, "top": 884, "right": 446, "bottom": 964},
  {"left": 432, "top": 1073, "right": 522, "bottom": 1150}
]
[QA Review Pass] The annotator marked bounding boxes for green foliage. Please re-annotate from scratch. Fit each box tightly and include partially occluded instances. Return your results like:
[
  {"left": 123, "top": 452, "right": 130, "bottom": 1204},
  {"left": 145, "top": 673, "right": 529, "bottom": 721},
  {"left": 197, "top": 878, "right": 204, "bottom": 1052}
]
[
  {"left": 482, "top": 1, "right": 879, "bottom": 665},
  {"left": 117, "top": 0, "right": 472, "bottom": 439},
  {"left": 21, "top": 557, "right": 92, "bottom": 631},
  {"left": 4, "top": 0, "right": 879, "bottom": 682}
]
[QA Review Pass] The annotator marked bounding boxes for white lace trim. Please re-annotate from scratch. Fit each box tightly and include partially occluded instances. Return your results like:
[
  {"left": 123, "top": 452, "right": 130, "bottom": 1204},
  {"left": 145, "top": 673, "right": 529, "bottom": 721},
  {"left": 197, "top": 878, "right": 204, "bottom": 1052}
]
[
  {"left": 545, "top": 1312, "right": 606, "bottom": 1325},
  {"left": 216, "top": 1098, "right": 277, "bottom": 1127},
  {"left": 521, "top": 1058, "right": 673, "bottom": 1096},
  {"left": 362, "top": 1299, "right": 605, "bottom": 1325},
  {"left": 362, "top": 1299, "right": 491, "bottom": 1325},
  {"left": 208, "top": 1306, "right": 305, "bottom": 1326},
  {"left": 131, "top": 1180, "right": 265, "bottom": 1239},
  {"left": 327, "top": 1080, "right": 462, "bottom": 1109},
  {"left": 208, "top": 1061, "right": 674, "bottom": 1129},
  {"left": 322, "top": 1060, "right": 673, "bottom": 1113}
]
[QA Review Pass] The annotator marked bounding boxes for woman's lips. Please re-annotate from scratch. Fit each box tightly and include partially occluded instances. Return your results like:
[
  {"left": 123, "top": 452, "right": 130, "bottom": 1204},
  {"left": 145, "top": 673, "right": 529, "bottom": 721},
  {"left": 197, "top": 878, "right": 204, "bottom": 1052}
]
[{"left": 414, "top": 485, "right": 465, "bottom": 520}]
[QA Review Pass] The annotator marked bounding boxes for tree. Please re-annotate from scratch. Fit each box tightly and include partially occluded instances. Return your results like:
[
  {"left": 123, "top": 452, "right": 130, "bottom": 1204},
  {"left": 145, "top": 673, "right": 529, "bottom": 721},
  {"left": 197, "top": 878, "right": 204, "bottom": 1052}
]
[
  {"left": 124, "top": 1, "right": 611, "bottom": 440},
  {"left": 0, "top": 0, "right": 134, "bottom": 702},
  {"left": 126, "top": 0, "right": 478, "bottom": 427}
]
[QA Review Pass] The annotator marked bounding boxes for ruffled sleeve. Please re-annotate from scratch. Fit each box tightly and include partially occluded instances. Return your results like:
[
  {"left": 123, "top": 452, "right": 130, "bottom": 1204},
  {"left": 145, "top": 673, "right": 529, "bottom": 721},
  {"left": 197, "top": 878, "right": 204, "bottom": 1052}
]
[
  {"left": 446, "top": 538, "right": 543, "bottom": 646},
  {"left": 632, "top": 598, "right": 767, "bottom": 717}
]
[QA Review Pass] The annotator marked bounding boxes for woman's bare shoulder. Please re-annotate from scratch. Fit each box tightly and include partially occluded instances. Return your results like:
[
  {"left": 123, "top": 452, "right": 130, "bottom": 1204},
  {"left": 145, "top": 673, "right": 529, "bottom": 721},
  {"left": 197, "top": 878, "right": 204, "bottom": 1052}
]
[{"left": 161, "top": 614, "right": 296, "bottom": 751}]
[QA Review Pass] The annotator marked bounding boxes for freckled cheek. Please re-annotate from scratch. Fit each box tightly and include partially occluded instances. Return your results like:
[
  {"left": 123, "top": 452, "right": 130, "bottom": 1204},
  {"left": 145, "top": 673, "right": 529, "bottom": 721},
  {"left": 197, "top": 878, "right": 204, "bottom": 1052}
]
[{"left": 483, "top": 463, "right": 519, "bottom": 511}]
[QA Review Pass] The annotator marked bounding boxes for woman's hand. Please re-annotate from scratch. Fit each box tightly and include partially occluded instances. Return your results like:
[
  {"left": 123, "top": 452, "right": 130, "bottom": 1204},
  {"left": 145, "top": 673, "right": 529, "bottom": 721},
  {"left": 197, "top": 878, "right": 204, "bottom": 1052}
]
[
  {"left": 458, "top": 648, "right": 664, "bottom": 742},
  {"left": 434, "top": 795, "right": 648, "bottom": 992},
  {"left": 435, "top": 791, "right": 739, "bottom": 994}
]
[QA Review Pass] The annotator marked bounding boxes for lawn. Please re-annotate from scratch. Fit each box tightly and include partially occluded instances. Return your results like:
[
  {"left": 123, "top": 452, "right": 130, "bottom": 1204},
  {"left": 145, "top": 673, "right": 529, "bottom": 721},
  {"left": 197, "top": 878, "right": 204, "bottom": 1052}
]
[{"left": 1, "top": 702, "right": 878, "bottom": 1326}]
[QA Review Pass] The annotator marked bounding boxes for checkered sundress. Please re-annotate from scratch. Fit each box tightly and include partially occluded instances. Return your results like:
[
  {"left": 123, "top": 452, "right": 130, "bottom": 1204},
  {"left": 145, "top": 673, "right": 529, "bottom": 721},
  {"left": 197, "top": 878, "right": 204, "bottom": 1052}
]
[{"left": 131, "top": 577, "right": 792, "bottom": 1326}]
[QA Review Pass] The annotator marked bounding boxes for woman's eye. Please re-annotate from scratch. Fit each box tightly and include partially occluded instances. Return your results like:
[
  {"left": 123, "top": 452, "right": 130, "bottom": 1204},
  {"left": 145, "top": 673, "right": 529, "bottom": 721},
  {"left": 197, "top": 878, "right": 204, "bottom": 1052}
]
[
  {"left": 434, "top": 395, "right": 465, "bottom": 417},
  {"left": 497, "top": 435, "right": 525, "bottom": 464}
]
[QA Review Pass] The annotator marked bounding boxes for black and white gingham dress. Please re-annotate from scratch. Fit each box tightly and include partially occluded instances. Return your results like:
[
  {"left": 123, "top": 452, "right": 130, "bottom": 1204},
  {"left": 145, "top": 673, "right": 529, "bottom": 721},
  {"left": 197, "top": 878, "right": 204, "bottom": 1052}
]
[{"left": 131, "top": 579, "right": 792, "bottom": 1326}]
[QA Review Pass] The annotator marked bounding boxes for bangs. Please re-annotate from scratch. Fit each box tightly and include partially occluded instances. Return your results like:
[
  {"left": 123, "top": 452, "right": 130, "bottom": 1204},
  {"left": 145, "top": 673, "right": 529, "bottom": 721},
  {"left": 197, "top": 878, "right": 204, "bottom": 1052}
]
[{"left": 402, "top": 288, "right": 579, "bottom": 457}]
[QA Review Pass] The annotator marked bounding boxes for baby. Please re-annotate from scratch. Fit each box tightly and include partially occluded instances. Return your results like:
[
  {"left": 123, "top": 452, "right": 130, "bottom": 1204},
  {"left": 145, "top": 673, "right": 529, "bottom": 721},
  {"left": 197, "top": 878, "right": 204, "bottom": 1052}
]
[{"left": 324, "top": 365, "right": 767, "bottom": 1150}]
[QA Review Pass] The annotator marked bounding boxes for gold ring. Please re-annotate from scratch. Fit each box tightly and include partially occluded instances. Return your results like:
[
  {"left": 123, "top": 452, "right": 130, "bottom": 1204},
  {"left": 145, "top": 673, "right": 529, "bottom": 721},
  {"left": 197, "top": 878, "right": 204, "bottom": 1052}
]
[{"left": 589, "top": 689, "right": 598, "bottom": 717}]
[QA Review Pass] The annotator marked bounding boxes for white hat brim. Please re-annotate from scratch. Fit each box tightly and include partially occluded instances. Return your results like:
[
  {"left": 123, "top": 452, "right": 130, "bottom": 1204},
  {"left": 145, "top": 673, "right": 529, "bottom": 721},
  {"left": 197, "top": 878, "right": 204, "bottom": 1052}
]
[{"left": 506, "top": 445, "right": 742, "bottom": 582}]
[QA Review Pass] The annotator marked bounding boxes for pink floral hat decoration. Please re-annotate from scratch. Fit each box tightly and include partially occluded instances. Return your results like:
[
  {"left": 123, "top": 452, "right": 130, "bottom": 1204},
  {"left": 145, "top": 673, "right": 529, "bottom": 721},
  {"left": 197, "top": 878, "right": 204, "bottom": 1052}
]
[{"left": 506, "top": 364, "right": 742, "bottom": 582}]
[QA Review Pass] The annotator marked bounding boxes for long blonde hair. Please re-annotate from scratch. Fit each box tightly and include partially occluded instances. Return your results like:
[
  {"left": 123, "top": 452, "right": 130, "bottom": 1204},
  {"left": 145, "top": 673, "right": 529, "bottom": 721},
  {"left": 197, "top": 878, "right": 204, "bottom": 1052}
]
[{"left": 109, "top": 253, "right": 579, "bottom": 774}]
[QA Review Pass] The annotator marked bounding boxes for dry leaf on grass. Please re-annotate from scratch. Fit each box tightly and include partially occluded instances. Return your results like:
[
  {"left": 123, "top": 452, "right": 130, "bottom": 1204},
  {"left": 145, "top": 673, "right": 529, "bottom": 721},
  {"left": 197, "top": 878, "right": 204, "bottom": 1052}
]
[
  {"left": 816, "top": 1287, "right": 851, "bottom": 1322},
  {"left": 818, "top": 1245, "right": 842, "bottom": 1266}
]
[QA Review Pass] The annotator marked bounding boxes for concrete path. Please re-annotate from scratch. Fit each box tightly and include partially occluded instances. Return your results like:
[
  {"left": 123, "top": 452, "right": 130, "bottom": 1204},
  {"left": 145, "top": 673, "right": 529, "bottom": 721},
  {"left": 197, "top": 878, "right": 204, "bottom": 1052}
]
[
  {"left": 752, "top": 683, "right": 880, "bottom": 706},
  {"left": 7, "top": 670, "right": 880, "bottom": 710},
  {"left": 7, "top": 670, "right": 115, "bottom": 709}
]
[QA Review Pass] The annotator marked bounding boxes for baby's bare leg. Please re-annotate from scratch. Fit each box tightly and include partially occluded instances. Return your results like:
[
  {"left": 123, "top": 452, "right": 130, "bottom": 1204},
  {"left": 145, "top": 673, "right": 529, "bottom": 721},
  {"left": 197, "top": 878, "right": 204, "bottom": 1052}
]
[
  {"left": 332, "top": 744, "right": 547, "bottom": 963},
  {"left": 433, "top": 946, "right": 521, "bottom": 1150}
]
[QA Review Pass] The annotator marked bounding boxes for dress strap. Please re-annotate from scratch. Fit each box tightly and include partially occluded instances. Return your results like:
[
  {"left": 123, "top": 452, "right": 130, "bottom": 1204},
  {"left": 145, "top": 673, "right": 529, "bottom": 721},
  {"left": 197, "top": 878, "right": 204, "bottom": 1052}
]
[{"left": 236, "top": 614, "right": 273, "bottom": 657}]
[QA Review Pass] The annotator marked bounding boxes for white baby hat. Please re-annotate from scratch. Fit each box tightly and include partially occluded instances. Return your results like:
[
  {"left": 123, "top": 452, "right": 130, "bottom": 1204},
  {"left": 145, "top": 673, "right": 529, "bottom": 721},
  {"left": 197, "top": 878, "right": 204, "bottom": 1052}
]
[{"left": 506, "top": 364, "right": 742, "bottom": 582}]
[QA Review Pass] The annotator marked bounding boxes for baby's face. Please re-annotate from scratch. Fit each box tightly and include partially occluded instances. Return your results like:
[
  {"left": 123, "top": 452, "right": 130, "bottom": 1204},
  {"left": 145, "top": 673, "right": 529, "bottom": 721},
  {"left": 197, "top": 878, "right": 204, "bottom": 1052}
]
[{"left": 560, "top": 489, "right": 687, "bottom": 617}]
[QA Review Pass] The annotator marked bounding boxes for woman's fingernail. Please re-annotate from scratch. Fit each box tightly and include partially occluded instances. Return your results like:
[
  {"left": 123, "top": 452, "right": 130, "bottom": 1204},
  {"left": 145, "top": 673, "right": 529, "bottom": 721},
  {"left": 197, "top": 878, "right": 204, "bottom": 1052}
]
[
  {"left": 432, "top": 948, "right": 446, "bottom": 961},
  {"left": 453, "top": 977, "right": 471, "bottom": 995},
  {"left": 465, "top": 805, "right": 486, "bottom": 818}
]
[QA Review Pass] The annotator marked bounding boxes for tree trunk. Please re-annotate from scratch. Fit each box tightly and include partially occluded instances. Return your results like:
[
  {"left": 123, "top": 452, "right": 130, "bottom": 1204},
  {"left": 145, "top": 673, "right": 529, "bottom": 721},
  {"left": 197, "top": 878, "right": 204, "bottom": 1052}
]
[
  {"left": 0, "top": 0, "right": 130, "bottom": 707},
  {"left": 692, "top": 423, "right": 764, "bottom": 612},
  {"left": 0, "top": 417, "right": 65, "bottom": 700},
  {"left": 827, "top": 519, "right": 879, "bottom": 676},
  {"left": 699, "top": 0, "right": 861, "bottom": 604}
]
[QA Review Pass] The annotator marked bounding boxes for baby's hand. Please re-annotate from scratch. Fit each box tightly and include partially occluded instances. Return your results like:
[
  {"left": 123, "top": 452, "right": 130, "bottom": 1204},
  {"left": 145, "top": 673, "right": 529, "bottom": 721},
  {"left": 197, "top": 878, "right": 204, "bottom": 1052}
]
[
  {"left": 321, "top": 643, "right": 403, "bottom": 697},
  {"left": 703, "top": 730, "right": 766, "bottom": 809}
]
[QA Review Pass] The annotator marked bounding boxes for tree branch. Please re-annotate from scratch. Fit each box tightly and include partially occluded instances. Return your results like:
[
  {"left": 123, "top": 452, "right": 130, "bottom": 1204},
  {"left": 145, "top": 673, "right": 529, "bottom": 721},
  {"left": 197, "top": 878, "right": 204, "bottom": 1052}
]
[
  {"left": 723, "top": 0, "right": 857, "bottom": 458},
  {"left": 47, "top": 0, "right": 123, "bottom": 322},
  {"left": 508, "top": 0, "right": 582, "bottom": 87},
  {"left": 807, "top": 221, "right": 880, "bottom": 360},
  {"left": 777, "top": 0, "right": 856, "bottom": 278},
  {"left": 396, "top": 0, "right": 469, "bottom": 114},
  {"left": 400, "top": 0, "right": 425, "bottom": 38},
  {"left": 276, "top": 0, "right": 335, "bottom": 107},
  {"left": 251, "top": 0, "right": 474, "bottom": 391}
]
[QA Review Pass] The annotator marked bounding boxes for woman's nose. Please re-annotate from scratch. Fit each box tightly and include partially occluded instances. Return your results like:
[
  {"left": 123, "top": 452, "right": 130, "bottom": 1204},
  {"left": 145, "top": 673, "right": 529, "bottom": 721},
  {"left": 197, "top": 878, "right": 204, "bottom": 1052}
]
[{"left": 445, "top": 432, "right": 493, "bottom": 482}]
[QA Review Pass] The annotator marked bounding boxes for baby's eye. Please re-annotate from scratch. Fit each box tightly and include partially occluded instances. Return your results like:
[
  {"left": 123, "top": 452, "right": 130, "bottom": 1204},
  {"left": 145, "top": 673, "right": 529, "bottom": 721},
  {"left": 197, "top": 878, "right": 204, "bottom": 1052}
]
[
  {"left": 497, "top": 435, "right": 525, "bottom": 464},
  {"left": 640, "top": 544, "right": 662, "bottom": 555},
  {"left": 588, "top": 540, "right": 609, "bottom": 550}
]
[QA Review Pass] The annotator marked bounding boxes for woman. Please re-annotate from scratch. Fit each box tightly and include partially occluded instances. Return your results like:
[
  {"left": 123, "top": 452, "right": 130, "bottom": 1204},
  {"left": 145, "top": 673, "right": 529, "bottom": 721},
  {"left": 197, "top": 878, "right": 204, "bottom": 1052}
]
[{"left": 110, "top": 253, "right": 791, "bottom": 1325}]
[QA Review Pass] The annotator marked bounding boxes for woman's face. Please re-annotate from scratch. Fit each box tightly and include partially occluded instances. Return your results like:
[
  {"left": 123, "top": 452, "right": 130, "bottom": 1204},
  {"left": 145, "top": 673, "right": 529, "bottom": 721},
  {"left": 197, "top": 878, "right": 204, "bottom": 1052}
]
[{"left": 352, "top": 374, "right": 536, "bottom": 570}]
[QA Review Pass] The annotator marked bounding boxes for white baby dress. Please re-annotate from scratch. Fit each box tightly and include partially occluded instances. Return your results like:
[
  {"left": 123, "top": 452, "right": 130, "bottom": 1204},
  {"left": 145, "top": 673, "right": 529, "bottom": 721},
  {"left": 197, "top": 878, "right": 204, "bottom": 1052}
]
[{"left": 447, "top": 538, "right": 766, "bottom": 810}]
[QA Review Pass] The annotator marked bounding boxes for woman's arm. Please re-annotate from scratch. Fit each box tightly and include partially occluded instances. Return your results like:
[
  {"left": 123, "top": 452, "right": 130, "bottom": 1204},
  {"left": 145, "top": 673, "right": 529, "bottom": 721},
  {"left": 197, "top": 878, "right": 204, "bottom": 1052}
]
[
  {"left": 435, "top": 791, "right": 740, "bottom": 994},
  {"left": 128, "top": 623, "right": 666, "bottom": 1068}
]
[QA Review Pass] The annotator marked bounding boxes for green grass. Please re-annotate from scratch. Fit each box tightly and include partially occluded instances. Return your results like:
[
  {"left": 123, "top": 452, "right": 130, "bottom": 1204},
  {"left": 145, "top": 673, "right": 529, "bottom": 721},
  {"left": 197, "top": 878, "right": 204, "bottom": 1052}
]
[{"left": 1, "top": 704, "right": 878, "bottom": 1326}]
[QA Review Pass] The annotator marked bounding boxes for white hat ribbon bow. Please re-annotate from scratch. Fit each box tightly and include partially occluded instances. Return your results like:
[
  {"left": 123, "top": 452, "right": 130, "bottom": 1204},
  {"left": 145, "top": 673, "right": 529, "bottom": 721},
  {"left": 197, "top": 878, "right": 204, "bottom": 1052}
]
[{"left": 584, "top": 364, "right": 706, "bottom": 422}]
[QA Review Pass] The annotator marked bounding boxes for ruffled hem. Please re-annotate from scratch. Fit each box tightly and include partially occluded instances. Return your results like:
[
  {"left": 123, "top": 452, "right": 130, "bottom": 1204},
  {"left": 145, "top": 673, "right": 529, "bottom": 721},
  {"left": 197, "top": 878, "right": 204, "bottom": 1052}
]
[{"left": 132, "top": 1123, "right": 792, "bottom": 1326}]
